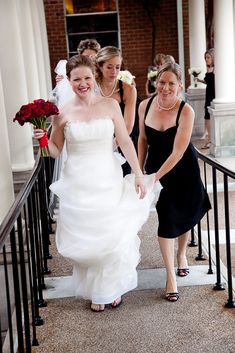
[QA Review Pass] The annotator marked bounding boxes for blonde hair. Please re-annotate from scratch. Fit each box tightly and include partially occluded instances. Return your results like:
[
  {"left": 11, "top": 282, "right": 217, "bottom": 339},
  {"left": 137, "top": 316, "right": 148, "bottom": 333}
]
[
  {"left": 204, "top": 48, "right": 214, "bottom": 66},
  {"left": 95, "top": 46, "right": 122, "bottom": 83},
  {"left": 164, "top": 55, "right": 175, "bottom": 64},
  {"left": 156, "top": 62, "right": 182, "bottom": 94}
]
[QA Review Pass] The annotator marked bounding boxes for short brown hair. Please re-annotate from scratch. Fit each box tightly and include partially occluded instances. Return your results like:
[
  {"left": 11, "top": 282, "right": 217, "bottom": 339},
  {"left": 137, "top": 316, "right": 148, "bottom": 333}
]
[
  {"left": 66, "top": 54, "right": 95, "bottom": 78},
  {"left": 77, "top": 39, "right": 101, "bottom": 55}
]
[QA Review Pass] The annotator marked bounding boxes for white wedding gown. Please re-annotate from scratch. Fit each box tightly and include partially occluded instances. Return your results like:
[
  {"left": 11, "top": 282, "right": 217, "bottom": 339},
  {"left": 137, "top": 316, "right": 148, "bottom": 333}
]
[{"left": 50, "top": 118, "right": 155, "bottom": 304}]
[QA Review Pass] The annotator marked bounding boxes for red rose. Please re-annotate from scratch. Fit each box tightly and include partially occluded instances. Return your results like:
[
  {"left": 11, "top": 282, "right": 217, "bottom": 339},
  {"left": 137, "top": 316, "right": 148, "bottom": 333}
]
[
  {"left": 13, "top": 99, "right": 59, "bottom": 126},
  {"left": 13, "top": 111, "right": 26, "bottom": 126},
  {"left": 32, "top": 106, "right": 46, "bottom": 118},
  {"left": 33, "top": 99, "right": 46, "bottom": 105},
  {"left": 43, "top": 101, "right": 59, "bottom": 117},
  {"left": 13, "top": 98, "right": 59, "bottom": 157},
  {"left": 19, "top": 104, "right": 34, "bottom": 119}
]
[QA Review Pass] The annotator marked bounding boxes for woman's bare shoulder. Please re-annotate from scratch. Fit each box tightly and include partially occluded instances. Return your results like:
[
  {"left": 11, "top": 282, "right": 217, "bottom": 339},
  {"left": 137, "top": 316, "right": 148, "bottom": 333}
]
[
  {"left": 122, "top": 81, "right": 136, "bottom": 91},
  {"left": 139, "top": 97, "right": 152, "bottom": 113},
  {"left": 182, "top": 101, "right": 195, "bottom": 116},
  {"left": 97, "top": 96, "right": 119, "bottom": 107}
]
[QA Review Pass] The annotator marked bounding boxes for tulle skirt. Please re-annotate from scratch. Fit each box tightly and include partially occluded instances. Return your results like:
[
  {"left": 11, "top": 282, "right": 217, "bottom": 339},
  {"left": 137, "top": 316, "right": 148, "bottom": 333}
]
[{"left": 50, "top": 171, "right": 155, "bottom": 304}]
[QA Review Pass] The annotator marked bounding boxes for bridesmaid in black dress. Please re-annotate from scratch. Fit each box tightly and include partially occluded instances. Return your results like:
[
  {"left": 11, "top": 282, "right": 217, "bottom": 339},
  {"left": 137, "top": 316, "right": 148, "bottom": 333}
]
[
  {"left": 198, "top": 48, "right": 215, "bottom": 149},
  {"left": 138, "top": 62, "right": 211, "bottom": 302},
  {"left": 95, "top": 46, "right": 137, "bottom": 176}
]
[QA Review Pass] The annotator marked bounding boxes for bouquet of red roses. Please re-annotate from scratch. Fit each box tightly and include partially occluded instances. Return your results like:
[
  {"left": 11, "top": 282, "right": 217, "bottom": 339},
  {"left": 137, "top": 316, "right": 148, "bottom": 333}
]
[{"left": 13, "top": 99, "right": 59, "bottom": 157}]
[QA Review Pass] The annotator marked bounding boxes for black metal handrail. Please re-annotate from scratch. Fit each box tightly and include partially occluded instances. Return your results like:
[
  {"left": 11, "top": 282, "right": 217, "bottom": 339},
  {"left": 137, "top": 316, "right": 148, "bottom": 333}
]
[
  {"left": 1, "top": 143, "right": 234, "bottom": 353},
  {"left": 0, "top": 153, "right": 54, "bottom": 353},
  {"left": 194, "top": 149, "right": 235, "bottom": 308}
]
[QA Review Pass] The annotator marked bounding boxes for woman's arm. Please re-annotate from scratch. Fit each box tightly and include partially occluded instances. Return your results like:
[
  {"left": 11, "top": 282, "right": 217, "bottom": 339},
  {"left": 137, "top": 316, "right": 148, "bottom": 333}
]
[
  {"left": 123, "top": 82, "right": 137, "bottom": 134},
  {"left": 112, "top": 99, "right": 141, "bottom": 175},
  {"left": 48, "top": 117, "right": 65, "bottom": 157},
  {"left": 154, "top": 103, "right": 195, "bottom": 181},
  {"left": 145, "top": 79, "right": 155, "bottom": 98},
  {"left": 138, "top": 99, "right": 149, "bottom": 171},
  {"left": 145, "top": 79, "right": 151, "bottom": 97},
  {"left": 110, "top": 99, "right": 147, "bottom": 198},
  {"left": 33, "top": 115, "right": 65, "bottom": 158},
  {"left": 197, "top": 78, "right": 206, "bottom": 84},
  {"left": 55, "top": 74, "right": 64, "bottom": 85}
]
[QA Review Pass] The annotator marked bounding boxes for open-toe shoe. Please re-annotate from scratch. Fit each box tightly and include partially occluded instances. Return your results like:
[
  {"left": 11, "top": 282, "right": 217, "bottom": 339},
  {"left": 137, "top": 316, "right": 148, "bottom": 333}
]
[
  {"left": 90, "top": 303, "right": 105, "bottom": 312},
  {"left": 177, "top": 268, "right": 190, "bottom": 277},
  {"left": 201, "top": 142, "right": 211, "bottom": 149},
  {"left": 110, "top": 297, "right": 122, "bottom": 309},
  {"left": 165, "top": 292, "right": 179, "bottom": 302}
]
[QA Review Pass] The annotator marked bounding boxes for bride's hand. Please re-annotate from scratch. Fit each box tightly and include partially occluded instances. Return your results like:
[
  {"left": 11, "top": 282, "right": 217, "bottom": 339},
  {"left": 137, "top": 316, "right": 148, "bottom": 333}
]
[
  {"left": 33, "top": 127, "right": 46, "bottom": 140},
  {"left": 135, "top": 176, "right": 147, "bottom": 199}
]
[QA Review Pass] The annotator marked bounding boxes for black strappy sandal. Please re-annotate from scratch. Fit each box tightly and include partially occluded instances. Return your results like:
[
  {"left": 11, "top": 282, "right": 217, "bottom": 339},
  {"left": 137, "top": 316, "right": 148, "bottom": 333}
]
[
  {"left": 165, "top": 292, "right": 179, "bottom": 302},
  {"left": 177, "top": 268, "right": 190, "bottom": 277}
]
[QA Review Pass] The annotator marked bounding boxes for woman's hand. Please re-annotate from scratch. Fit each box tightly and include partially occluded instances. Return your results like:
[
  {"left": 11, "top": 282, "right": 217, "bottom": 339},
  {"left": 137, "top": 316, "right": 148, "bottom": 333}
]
[
  {"left": 33, "top": 127, "right": 46, "bottom": 140},
  {"left": 135, "top": 176, "right": 147, "bottom": 199},
  {"left": 55, "top": 74, "right": 64, "bottom": 84}
]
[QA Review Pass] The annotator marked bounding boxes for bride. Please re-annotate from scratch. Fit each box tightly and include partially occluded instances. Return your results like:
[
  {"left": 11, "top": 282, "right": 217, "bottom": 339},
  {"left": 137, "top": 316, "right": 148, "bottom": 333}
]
[
  {"left": 48, "top": 39, "right": 101, "bottom": 219},
  {"left": 34, "top": 54, "right": 154, "bottom": 312}
]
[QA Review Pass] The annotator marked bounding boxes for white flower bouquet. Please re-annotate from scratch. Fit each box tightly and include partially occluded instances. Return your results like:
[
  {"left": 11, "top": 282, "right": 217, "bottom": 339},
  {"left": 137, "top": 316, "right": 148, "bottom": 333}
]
[
  {"left": 188, "top": 67, "right": 201, "bottom": 87},
  {"left": 147, "top": 70, "right": 158, "bottom": 80},
  {"left": 117, "top": 70, "right": 135, "bottom": 85},
  {"left": 188, "top": 67, "right": 201, "bottom": 77}
]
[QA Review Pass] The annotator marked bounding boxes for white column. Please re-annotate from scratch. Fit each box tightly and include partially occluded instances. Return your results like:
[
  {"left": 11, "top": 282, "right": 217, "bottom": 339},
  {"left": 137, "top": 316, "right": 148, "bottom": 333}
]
[
  {"left": 0, "top": 0, "right": 35, "bottom": 172},
  {"left": 188, "top": 0, "right": 207, "bottom": 87},
  {"left": 29, "top": 0, "right": 51, "bottom": 100},
  {"left": 186, "top": 0, "right": 207, "bottom": 137},
  {"left": 234, "top": 0, "right": 235, "bottom": 71},
  {"left": 213, "top": 0, "right": 235, "bottom": 103},
  {"left": 15, "top": 0, "right": 41, "bottom": 101},
  {"left": 0, "top": 71, "right": 15, "bottom": 224},
  {"left": 208, "top": 0, "right": 235, "bottom": 157},
  {"left": 36, "top": 0, "right": 53, "bottom": 96}
]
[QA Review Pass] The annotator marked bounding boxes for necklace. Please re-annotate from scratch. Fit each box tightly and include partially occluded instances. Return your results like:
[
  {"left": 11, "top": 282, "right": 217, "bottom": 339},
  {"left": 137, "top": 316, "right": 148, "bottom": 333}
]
[
  {"left": 157, "top": 97, "right": 178, "bottom": 111},
  {"left": 98, "top": 81, "right": 117, "bottom": 98}
]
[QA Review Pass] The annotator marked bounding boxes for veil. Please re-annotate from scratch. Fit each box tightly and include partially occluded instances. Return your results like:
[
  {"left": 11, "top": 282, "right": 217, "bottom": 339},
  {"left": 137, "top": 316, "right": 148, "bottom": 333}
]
[
  {"left": 48, "top": 60, "right": 75, "bottom": 220},
  {"left": 49, "top": 60, "right": 75, "bottom": 106}
]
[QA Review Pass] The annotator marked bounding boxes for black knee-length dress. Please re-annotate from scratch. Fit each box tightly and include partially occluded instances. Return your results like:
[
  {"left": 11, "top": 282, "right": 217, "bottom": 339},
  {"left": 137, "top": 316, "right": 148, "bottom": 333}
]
[{"left": 144, "top": 96, "right": 211, "bottom": 238}]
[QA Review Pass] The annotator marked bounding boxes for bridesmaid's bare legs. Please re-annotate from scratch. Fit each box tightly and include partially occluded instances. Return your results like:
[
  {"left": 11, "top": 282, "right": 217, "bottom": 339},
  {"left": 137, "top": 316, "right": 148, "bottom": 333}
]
[
  {"left": 158, "top": 236, "right": 177, "bottom": 296},
  {"left": 177, "top": 232, "right": 190, "bottom": 276}
]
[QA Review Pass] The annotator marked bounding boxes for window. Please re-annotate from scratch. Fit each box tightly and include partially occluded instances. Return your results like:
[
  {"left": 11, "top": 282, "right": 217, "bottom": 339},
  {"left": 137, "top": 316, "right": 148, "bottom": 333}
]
[{"left": 65, "top": 0, "right": 119, "bottom": 56}]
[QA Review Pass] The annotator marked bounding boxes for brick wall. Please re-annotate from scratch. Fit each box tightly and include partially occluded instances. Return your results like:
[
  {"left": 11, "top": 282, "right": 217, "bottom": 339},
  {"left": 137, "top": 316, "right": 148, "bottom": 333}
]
[
  {"left": 119, "top": 0, "right": 180, "bottom": 99},
  {"left": 43, "top": 0, "right": 68, "bottom": 87},
  {"left": 43, "top": 0, "right": 190, "bottom": 98}
]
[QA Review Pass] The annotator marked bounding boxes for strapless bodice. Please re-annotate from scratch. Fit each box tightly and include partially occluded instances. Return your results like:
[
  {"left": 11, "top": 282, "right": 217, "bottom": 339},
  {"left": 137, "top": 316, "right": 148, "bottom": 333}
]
[{"left": 64, "top": 118, "right": 114, "bottom": 155}]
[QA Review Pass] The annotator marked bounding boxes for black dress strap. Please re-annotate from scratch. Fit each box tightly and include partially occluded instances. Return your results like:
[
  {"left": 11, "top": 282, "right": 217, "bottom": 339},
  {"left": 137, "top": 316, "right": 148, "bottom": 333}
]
[
  {"left": 144, "top": 94, "right": 156, "bottom": 120},
  {"left": 118, "top": 80, "right": 124, "bottom": 104},
  {"left": 144, "top": 96, "right": 185, "bottom": 126},
  {"left": 118, "top": 80, "right": 125, "bottom": 115},
  {"left": 176, "top": 101, "right": 186, "bottom": 126}
]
